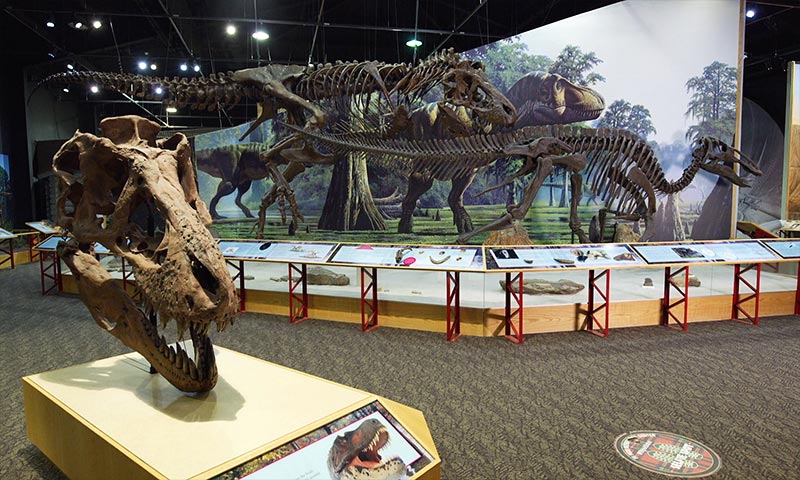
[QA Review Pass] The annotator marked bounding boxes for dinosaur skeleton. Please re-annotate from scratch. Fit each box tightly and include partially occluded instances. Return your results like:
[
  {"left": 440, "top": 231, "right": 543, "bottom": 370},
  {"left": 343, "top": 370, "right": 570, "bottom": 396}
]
[
  {"left": 52, "top": 115, "right": 238, "bottom": 392},
  {"left": 285, "top": 123, "right": 761, "bottom": 243}
]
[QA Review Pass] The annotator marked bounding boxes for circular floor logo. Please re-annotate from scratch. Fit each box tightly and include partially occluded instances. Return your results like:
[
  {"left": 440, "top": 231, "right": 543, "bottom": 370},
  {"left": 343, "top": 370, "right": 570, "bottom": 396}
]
[{"left": 614, "top": 431, "right": 721, "bottom": 477}]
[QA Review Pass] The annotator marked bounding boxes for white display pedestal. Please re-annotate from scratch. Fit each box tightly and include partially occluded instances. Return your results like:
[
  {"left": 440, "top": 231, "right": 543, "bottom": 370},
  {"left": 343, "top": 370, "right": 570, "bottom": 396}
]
[{"left": 23, "top": 347, "right": 439, "bottom": 480}]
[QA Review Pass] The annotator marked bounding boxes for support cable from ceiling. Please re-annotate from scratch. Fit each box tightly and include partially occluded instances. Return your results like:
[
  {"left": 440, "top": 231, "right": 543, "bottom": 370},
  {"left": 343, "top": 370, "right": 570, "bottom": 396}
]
[
  {"left": 432, "top": 0, "right": 489, "bottom": 53},
  {"left": 307, "top": 0, "right": 326, "bottom": 65}
]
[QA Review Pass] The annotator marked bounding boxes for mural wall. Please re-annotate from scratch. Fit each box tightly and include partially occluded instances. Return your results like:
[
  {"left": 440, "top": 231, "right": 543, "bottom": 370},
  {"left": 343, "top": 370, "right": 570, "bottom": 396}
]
[
  {"left": 0, "top": 154, "right": 10, "bottom": 229},
  {"left": 785, "top": 62, "right": 800, "bottom": 220},
  {"left": 195, "top": 0, "right": 745, "bottom": 245}
]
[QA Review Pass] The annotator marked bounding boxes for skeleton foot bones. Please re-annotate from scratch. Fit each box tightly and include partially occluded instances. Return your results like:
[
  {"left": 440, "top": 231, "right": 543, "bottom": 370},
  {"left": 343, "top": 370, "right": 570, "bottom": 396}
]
[{"left": 53, "top": 115, "right": 239, "bottom": 392}]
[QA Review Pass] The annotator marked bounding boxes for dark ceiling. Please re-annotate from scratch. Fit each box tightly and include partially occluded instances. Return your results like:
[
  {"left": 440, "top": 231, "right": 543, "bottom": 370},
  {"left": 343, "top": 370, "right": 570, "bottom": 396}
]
[{"left": 2, "top": 0, "right": 800, "bottom": 129}]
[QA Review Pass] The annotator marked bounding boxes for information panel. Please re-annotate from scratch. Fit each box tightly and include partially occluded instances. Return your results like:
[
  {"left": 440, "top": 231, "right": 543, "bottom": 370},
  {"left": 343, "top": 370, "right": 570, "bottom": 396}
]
[
  {"left": 485, "top": 244, "right": 644, "bottom": 270},
  {"left": 223, "top": 401, "right": 434, "bottom": 480},
  {"left": 25, "top": 221, "right": 58, "bottom": 234},
  {"left": 218, "top": 240, "right": 337, "bottom": 263},
  {"left": 632, "top": 240, "right": 778, "bottom": 265},
  {"left": 329, "top": 244, "right": 483, "bottom": 271},
  {"left": 761, "top": 239, "right": 800, "bottom": 259},
  {"left": 34, "top": 235, "right": 67, "bottom": 251},
  {"left": 0, "top": 227, "right": 15, "bottom": 240}
]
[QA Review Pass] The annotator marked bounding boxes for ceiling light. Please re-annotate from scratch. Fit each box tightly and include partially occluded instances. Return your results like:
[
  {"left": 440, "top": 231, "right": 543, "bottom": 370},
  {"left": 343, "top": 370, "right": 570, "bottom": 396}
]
[
  {"left": 251, "top": 30, "right": 269, "bottom": 41},
  {"left": 62, "top": 87, "right": 69, "bottom": 93},
  {"left": 92, "top": 20, "right": 102, "bottom": 29},
  {"left": 193, "top": 64, "right": 201, "bottom": 72},
  {"left": 90, "top": 85, "right": 99, "bottom": 93},
  {"left": 166, "top": 107, "right": 177, "bottom": 113},
  {"left": 138, "top": 61, "right": 147, "bottom": 70},
  {"left": 46, "top": 21, "right": 55, "bottom": 28},
  {"left": 47, "top": 52, "right": 56, "bottom": 58},
  {"left": 746, "top": 9, "right": 755, "bottom": 18},
  {"left": 150, "top": 63, "right": 157, "bottom": 70},
  {"left": 155, "top": 87, "right": 163, "bottom": 95},
  {"left": 66, "top": 63, "right": 74, "bottom": 70},
  {"left": 406, "top": 39, "right": 422, "bottom": 48},
  {"left": 226, "top": 24, "right": 236, "bottom": 35},
  {"left": 179, "top": 63, "right": 187, "bottom": 71},
  {"left": 74, "top": 21, "right": 83, "bottom": 29}
]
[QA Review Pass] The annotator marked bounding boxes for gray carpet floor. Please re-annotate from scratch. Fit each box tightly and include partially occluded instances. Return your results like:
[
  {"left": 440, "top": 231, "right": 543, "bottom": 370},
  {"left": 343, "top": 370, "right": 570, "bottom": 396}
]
[{"left": 2, "top": 262, "right": 800, "bottom": 479}]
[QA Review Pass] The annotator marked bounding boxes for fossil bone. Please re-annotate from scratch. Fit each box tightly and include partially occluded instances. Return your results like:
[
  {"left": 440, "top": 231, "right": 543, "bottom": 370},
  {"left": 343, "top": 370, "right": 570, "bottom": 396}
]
[{"left": 52, "top": 115, "right": 238, "bottom": 392}]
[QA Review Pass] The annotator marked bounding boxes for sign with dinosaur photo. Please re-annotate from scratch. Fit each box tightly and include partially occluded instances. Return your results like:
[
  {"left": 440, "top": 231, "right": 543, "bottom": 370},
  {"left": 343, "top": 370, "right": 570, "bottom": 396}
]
[{"left": 193, "top": 0, "right": 746, "bottom": 246}]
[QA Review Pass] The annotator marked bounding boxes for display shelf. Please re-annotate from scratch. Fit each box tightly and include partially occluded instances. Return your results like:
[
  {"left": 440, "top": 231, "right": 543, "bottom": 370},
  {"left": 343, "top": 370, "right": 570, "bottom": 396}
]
[{"left": 23, "top": 346, "right": 440, "bottom": 480}]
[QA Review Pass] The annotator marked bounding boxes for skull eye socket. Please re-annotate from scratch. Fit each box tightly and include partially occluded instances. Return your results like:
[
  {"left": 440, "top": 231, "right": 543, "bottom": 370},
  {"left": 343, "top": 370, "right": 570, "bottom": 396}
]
[{"left": 472, "top": 88, "right": 486, "bottom": 104}]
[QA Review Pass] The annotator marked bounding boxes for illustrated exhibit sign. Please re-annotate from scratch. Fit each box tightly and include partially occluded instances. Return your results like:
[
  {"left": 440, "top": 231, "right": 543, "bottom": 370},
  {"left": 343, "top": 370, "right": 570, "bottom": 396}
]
[
  {"left": 485, "top": 244, "right": 643, "bottom": 270},
  {"left": 614, "top": 431, "right": 721, "bottom": 477},
  {"left": 329, "top": 244, "right": 483, "bottom": 271},
  {"left": 218, "top": 240, "right": 337, "bottom": 263},
  {"left": 762, "top": 239, "right": 800, "bottom": 259},
  {"left": 33, "top": 235, "right": 66, "bottom": 251},
  {"left": 0, "top": 227, "right": 15, "bottom": 240},
  {"left": 221, "top": 401, "right": 433, "bottom": 480},
  {"left": 25, "top": 221, "right": 59, "bottom": 234},
  {"left": 632, "top": 240, "right": 778, "bottom": 265}
]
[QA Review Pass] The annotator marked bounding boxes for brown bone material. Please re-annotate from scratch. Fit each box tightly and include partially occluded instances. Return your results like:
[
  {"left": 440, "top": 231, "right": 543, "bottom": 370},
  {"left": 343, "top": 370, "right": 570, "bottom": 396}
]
[{"left": 53, "top": 115, "right": 238, "bottom": 392}]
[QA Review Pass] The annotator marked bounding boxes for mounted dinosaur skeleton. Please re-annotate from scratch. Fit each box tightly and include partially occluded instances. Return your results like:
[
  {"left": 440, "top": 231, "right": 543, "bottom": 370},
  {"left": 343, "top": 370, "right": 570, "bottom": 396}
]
[
  {"left": 52, "top": 115, "right": 238, "bottom": 393},
  {"left": 285, "top": 123, "right": 761, "bottom": 243},
  {"left": 43, "top": 50, "right": 517, "bottom": 234},
  {"left": 393, "top": 70, "right": 605, "bottom": 234}
]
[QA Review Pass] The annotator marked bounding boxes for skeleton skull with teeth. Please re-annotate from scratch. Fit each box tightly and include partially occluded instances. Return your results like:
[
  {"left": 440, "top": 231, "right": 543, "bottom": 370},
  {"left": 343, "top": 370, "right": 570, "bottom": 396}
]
[
  {"left": 440, "top": 60, "right": 517, "bottom": 128},
  {"left": 52, "top": 115, "right": 239, "bottom": 393}
]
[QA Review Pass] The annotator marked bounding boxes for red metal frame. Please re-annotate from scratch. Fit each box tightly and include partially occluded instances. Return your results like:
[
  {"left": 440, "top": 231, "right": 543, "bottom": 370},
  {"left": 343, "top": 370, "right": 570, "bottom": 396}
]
[
  {"left": 503, "top": 271, "right": 524, "bottom": 343},
  {"left": 226, "top": 259, "right": 246, "bottom": 312},
  {"left": 360, "top": 267, "right": 379, "bottom": 332},
  {"left": 732, "top": 263, "right": 761, "bottom": 325},
  {"left": 795, "top": 264, "right": 800, "bottom": 316},
  {"left": 662, "top": 266, "right": 689, "bottom": 331},
  {"left": 0, "top": 237, "right": 14, "bottom": 269},
  {"left": 288, "top": 263, "right": 309, "bottom": 324},
  {"left": 28, "top": 233, "right": 43, "bottom": 263},
  {"left": 586, "top": 269, "right": 610, "bottom": 337},
  {"left": 39, "top": 250, "right": 61, "bottom": 295},
  {"left": 446, "top": 271, "right": 461, "bottom": 341}
]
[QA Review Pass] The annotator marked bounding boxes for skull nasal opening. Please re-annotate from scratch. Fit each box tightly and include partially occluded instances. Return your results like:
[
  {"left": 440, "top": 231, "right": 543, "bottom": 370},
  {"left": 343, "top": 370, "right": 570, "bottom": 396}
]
[{"left": 189, "top": 253, "right": 220, "bottom": 297}]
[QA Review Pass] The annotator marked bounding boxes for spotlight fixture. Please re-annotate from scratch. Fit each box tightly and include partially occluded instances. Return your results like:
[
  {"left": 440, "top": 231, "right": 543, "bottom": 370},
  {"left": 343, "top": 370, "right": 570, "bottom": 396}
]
[
  {"left": 138, "top": 61, "right": 147, "bottom": 70},
  {"left": 62, "top": 87, "right": 69, "bottom": 93},
  {"left": 193, "top": 64, "right": 201, "bottom": 72},
  {"left": 68, "top": 20, "right": 88, "bottom": 30},
  {"left": 47, "top": 52, "right": 56, "bottom": 58},
  {"left": 251, "top": 30, "right": 269, "bottom": 41},
  {"left": 90, "top": 85, "right": 99, "bottom": 93},
  {"left": 46, "top": 20, "right": 55, "bottom": 28},
  {"left": 92, "top": 19, "right": 102, "bottom": 29},
  {"left": 155, "top": 87, "right": 163, "bottom": 95},
  {"left": 406, "top": 38, "right": 422, "bottom": 48},
  {"left": 180, "top": 63, "right": 188, "bottom": 71},
  {"left": 150, "top": 63, "right": 157, "bottom": 70},
  {"left": 66, "top": 63, "right": 74, "bottom": 70},
  {"left": 74, "top": 21, "right": 83, "bottom": 29},
  {"left": 226, "top": 24, "right": 236, "bottom": 35},
  {"left": 166, "top": 107, "right": 177, "bottom": 113},
  {"left": 746, "top": 9, "right": 755, "bottom": 18}
]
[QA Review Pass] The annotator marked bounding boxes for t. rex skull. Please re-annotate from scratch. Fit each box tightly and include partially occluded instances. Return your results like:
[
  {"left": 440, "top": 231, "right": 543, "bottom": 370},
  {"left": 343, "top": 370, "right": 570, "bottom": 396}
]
[
  {"left": 52, "top": 115, "right": 238, "bottom": 392},
  {"left": 441, "top": 60, "right": 517, "bottom": 127}
]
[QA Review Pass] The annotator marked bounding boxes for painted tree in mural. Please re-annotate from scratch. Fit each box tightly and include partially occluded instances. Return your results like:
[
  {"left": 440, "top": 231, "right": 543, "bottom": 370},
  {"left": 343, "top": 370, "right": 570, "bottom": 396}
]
[
  {"left": 548, "top": 44, "right": 605, "bottom": 86},
  {"left": 466, "top": 38, "right": 552, "bottom": 92},
  {"left": 318, "top": 151, "right": 386, "bottom": 231},
  {"left": 685, "top": 61, "right": 739, "bottom": 239},
  {"left": 684, "top": 61, "right": 737, "bottom": 143},
  {"left": 596, "top": 100, "right": 657, "bottom": 139}
]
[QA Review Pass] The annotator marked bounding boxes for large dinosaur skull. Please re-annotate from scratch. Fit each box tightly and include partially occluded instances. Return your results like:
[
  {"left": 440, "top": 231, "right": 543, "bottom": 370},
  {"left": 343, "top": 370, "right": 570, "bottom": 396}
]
[
  {"left": 441, "top": 60, "right": 517, "bottom": 127},
  {"left": 52, "top": 115, "right": 238, "bottom": 392},
  {"left": 693, "top": 136, "right": 763, "bottom": 187}
]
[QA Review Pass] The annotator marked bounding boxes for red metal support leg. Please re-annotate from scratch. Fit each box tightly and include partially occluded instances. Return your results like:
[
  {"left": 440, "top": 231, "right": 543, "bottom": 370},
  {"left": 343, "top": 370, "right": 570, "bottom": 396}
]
[
  {"left": 226, "top": 260, "right": 246, "bottom": 312},
  {"left": 0, "top": 238, "right": 14, "bottom": 269},
  {"left": 446, "top": 271, "right": 461, "bottom": 341},
  {"left": 795, "top": 263, "right": 800, "bottom": 316},
  {"left": 28, "top": 233, "right": 43, "bottom": 263},
  {"left": 288, "top": 263, "right": 309, "bottom": 324},
  {"left": 39, "top": 251, "right": 60, "bottom": 295},
  {"left": 586, "top": 269, "right": 610, "bottom": 337},
  {"left": 662, "top": 266, "right": 689, "bottom": 331},
  {"left": 360, "top": 267, "right": 379, "bottom": 332},
  {"left": 731, "top": 263, "right": 761, "bottom": 326},
  {"left": 503, "top": 271, "right": 524, "bottom": 343}
]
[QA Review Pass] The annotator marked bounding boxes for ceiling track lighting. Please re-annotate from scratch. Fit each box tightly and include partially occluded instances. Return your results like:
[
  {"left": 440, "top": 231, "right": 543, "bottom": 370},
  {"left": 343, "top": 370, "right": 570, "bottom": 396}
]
[
  {"left": 92, "top": 19, "right": 102, "bottom": 29},
  {"left": 252, "top": 29, "right": 269, "bottom": 41},
  {"left": 226, "top": 24, "right": 237, "bottom": 35}
]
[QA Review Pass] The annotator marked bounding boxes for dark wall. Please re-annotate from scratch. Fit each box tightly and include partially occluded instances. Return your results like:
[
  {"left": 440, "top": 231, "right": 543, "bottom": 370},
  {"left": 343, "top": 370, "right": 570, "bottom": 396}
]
[
  {"left": 744, "top": 65, "right": 794, "bottom": 134},
  {"left": 0, "top": 59, "right": 33, "bottom": 228}
]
